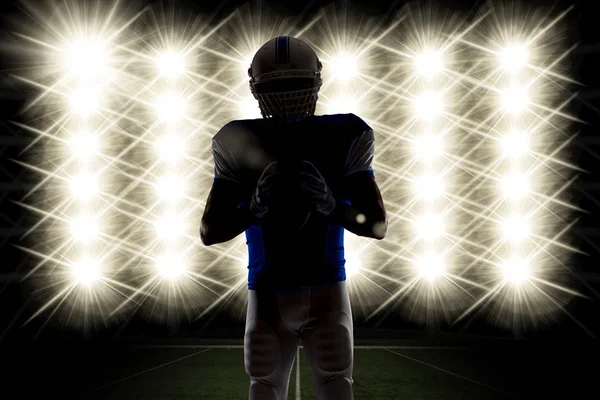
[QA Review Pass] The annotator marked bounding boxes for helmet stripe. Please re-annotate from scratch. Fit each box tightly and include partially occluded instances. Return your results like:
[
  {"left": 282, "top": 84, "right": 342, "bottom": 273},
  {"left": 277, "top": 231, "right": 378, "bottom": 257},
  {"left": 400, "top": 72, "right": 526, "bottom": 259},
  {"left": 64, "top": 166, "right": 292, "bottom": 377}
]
[{"left": 277, "top": 36, "right": 289, "bottom": 64}]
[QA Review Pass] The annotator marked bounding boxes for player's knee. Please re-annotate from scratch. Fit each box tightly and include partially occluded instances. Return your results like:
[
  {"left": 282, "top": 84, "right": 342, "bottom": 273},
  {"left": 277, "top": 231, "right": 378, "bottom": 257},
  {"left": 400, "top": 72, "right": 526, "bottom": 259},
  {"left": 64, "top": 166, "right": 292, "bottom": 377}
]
[
  {"left": 323, "top": 374, "right": 354, "bottom": 388},
  {"left": 244, "top": 317, "right": 280, "bottom": 379},
  {"left": 312, "top": 311, "right": 353, "bottom": 374},
  {"left": 249, "top": 381, "right": 278, "bottom": 400}
]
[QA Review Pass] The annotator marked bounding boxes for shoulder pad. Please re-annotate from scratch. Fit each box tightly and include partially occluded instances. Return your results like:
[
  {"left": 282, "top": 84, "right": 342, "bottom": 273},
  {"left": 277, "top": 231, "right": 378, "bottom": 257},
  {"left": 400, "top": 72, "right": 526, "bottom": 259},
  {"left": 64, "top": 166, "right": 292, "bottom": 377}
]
[
  {"left": 212, "top": 120, "right": 262, "bottom": 148},
  {"left": 316, "top": 113, "right": 372, "bottom": 137}
]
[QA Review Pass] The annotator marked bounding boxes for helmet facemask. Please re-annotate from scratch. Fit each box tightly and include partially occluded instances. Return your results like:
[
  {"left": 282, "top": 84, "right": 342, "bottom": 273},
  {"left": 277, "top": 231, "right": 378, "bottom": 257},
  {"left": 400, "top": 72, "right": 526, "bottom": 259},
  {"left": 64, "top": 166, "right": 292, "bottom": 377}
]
[{"left": 250, "top": 76, "right": 322, "bottom": 123}]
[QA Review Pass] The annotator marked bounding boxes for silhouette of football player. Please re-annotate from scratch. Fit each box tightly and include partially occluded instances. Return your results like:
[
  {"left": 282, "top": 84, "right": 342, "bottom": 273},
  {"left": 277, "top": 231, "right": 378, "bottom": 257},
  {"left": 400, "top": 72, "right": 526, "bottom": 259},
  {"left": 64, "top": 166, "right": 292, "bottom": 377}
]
[{"left": 200, "top": 36, "right": 387, "bottom": 400}]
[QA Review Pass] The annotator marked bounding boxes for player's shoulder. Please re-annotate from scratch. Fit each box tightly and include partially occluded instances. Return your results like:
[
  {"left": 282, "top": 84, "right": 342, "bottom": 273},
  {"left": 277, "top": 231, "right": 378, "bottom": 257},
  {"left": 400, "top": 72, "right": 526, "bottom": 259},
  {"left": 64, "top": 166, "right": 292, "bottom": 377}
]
[
  {"left": 212, "top": 118, "right": 268, "bottom": 148},
  {"left": 213, "top": 114, "right": 372, "bottom": 143},
  {"left": 312, "top": 113, "right": 372, "bottom": 134}
]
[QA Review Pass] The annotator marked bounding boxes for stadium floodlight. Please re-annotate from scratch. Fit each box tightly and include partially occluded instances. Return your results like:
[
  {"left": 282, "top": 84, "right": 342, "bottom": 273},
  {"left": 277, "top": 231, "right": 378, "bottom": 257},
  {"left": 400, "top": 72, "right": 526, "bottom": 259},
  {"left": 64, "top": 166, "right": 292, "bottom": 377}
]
[
  {"left": 501, "top": 257, "right": 530, "bottom": 285},
  {"left": 501, "top": 173, "right": 529, "bottom": 200},
  {"left": 413, "top": 91, "right": 443, "bottom": 120},
  {"left": 501, "top": 130, "right": 529, "bottom": 159},
  {"left": 157, "top": 50, "right": 185, "bottom": 78},
  {"left": 154, "top": 213, "right": 185, "bottom": 240},
  {"left": 241, "top": 53, "right": 254, "bottom": 77},
  {"left": 156, "top": 252, "right": 186, "bottom": 280},
  {"left": 330, "top": 52, "right": 358, "bottom": 81},
  {"left": 72, "top": 258, "right": 100, "bottom": 286},
  {"left": 155, "top": 93, "right": 186, "bottom": 123},
  {"left": 499, "top": 44, "right": 528, "bottom": 72},
  {"left": 69, "top": 172, "right": 99, "bottom": 201},
  {"left": 413, "top": 132, "right": 444, "bottom": 160},
  {"left": 414, "top": 49, "right": 443, "bottom": 78},
  {"left": 414, "top": 212, "right": 445, "bottom": 241},
  {"left": 69, "top": 131, "right": 98, "bottom": 161},
  {"left": 500, "top": 214, "right": 531, "bottom": 243},
  {"left": 345, "top": 253, "right": 362, "bottom": 278},
  {"left": 69, "top": 87, "right": 99, "bottom": 117},
  {"left": 70, "top": 214, "right": 99, "bottom": 243},
  {"left": 501, "top": 86, "right": 529, "bottom": 114},
  {"left": 239, "top": 95, "right": 262, "bottom": 119},
  {"left": 156, "top": 174, "right": 185, "bottom": 204},
  {"left": 416, "top": 253, "right": 445, "bottom": 283},
  {"left": 64, "top": 39, "right": 108, "bottom": 78},
  {"left": 157, "top": 135, "right": 185, "bottom": 163},
  {"left": 413, "top": 173, "right": 445, "bottom": 201},
  {"left": 327, "top": 95, "right": 358, "bottom": 114}
]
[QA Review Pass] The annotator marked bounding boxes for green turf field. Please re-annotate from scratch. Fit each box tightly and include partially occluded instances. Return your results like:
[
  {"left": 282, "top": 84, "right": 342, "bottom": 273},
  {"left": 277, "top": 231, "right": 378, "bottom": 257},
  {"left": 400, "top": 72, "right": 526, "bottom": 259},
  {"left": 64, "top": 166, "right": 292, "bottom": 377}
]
[{"left": 83, "top": 344, "right": 515, "bottom": 400}]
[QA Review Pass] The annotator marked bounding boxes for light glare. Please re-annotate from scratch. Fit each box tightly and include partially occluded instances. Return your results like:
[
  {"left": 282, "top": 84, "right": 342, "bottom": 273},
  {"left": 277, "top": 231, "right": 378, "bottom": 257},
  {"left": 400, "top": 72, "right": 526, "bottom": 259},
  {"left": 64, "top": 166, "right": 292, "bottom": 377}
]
[
  {"left": 501, "top": 87, "right": 529, "bottom": 114},
  {"left": 69, "top": 214, "right": 99, "bottom": 243},
  {"left": 69, "top": 87, "right": 99, "bottom": 116},
  {"left": 69, "top": 131, "right": 98, "bottom": 161},
  {"left": 156, "top": 252, "right": 186, "bottom": 280},
  {"left": 69, "top": 173, "right": 99, "bottom": 201},
  {"left": 500, "top": 214, "right": 531, "bottom": 243},
  {"left": 327, "top": 95, "right": 358, "bottom": 114},
  {"left": 414, "top": 213, "right": 445, "bottom": 241},
  {"left": 415, "top": 50, "right": 443, "bottom": 78},
  {"left": 154, "top": 213, "right": 185, "bottom": 239},
  {"left": 414, "top": 132, "right": 444, "bottom": 160},
  {"left": 157, "top": 135, "right": 185, "bottom": 163},
  {"left": 345, "top": 253, "right": 361, "bottom": 278},
  {"left": 414, "top": 91, "right": 443, "bottom": 120},
  {"left": 416, "top": 254, "right": 445, "bottom": 282},
  {"left": 72, "top": 258, "right": 100, "bottom": 286},
  {"left": 156, "top": 175, "right": 185, "bottom": 203},
  {"left": 499, "top": 44, "right": 528, "bottom": 71},
  {"left": 239, "top": 95, "right": 261, "bottom": 119},
  {"left": 413, "top": 173, "right": 445, "bottom": 201},
  {"left": 501, "top": 131, "right": 529, "bottom": 159},
  {"left": 157, "top": 51, "right": 185, "bottom": 77},
  {"left": 155, "top": 93, "right": 186, "bottom": 122},
  {"left": 501, "top": 173, "right": 529, "bottom": 200},
  {"left": 64, "top": 39, "right": 108, "bottom": 78},
  {"left": 501, "top": 258, "right": 530, "bottom": 285},
  {"left": 330, "top": 52, "right": 358, "bottom": 81}
]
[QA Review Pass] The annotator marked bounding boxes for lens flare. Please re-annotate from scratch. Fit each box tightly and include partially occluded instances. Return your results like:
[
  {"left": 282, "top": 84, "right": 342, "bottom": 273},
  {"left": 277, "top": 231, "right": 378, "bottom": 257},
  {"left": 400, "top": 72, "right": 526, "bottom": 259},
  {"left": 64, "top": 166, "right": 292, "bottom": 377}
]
[
  {"left": 413, "top": 173, "right": 445, "bottom": 201},
  {"left": 501, "top": 257, "right": 530, "bottom": 285},
  {"left": 501, "top": 130, "right": 529, "bottom": 159},
  {"left": 499, "top": 44, "right": 528, "bottom": 72},
  {"left": 156, "top": 252, "right": 186, "bottom": 280},
  {"left": 330, "top": 52, "right": 358, "bottom": 81},
  {"left": 413, "top": 91, "right": 443, "bottom": 120},
  {"left": 69, "top": 214, "right": 99, "bottom": 243},
  {"left": 157, "top": 50, "right": 185, "bottom": 78},
  {"left": 72, "top": 258, "right": 101, "bottom": 287},
  {"left": 69, "top": 131, "right": 98, "bottom": 161},
  {"left": 415, "top": 253, "right": 445, "bottom": 283},
  {"left": 501, "top": 86, "right": 529, "bottom": 114},
  {"left": 414, "top": 49, "right": 443, "bottom": 78}
]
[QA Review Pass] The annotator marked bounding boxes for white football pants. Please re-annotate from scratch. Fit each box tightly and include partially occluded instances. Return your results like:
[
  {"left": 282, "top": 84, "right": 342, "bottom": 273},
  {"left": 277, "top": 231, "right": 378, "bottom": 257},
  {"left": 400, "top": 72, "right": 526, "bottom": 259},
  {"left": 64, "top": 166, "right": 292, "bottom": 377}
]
[{"left": 244, "top": 280, "right": 354, "bottom": 400}]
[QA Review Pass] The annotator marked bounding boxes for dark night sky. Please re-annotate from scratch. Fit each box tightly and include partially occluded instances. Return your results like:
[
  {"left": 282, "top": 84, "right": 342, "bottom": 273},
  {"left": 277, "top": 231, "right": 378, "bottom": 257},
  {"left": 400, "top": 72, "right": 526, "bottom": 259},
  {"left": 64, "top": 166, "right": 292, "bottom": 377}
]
[{"left": 0, "top": 0, "right": 599, "bottom": 342}]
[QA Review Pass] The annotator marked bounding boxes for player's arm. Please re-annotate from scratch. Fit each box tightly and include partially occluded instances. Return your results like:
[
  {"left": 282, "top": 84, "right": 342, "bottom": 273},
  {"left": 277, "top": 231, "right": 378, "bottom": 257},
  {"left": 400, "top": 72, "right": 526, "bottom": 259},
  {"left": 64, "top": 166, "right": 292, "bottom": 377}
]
[
  {"left": 200, "top": 179, "right": 255, "bottom": 246},
  {"left": 200, "top": 138, "right": 254, "bottom": 246},
  {"left": 330, "top": 128, "right": 387, "bottom": 240},
  {"left": 329, "top": 170, "right": 387, "bottom": 240}
]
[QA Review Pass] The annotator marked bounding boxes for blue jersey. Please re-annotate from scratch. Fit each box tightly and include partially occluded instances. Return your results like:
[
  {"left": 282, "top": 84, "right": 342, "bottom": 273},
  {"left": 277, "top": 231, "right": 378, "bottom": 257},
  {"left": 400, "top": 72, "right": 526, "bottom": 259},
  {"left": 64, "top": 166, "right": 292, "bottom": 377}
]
[{"left": 211, "top": 113, "right": 375, "bottom": 290}]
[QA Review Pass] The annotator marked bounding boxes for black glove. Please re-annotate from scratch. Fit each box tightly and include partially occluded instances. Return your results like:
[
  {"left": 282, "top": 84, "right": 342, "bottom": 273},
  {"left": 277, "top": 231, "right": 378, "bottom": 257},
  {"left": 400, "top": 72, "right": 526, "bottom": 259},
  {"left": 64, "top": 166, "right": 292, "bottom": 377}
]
[
  {"left": 299, "top": 160, "right": 337, "bottom": 216},
  {"left": 249, "top": 161, "right": 285, "bottom": 219}
]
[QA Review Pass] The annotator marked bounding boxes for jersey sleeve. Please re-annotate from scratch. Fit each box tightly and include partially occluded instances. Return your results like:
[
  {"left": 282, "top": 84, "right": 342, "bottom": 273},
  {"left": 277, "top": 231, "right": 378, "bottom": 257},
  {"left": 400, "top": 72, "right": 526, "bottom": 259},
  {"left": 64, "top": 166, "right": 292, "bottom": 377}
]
[
  {"left": 212, "top": 137, "right": 242, "bottom": 183},
  {"left": 343, "top": 128, "right": 375, "bottom": 177}
]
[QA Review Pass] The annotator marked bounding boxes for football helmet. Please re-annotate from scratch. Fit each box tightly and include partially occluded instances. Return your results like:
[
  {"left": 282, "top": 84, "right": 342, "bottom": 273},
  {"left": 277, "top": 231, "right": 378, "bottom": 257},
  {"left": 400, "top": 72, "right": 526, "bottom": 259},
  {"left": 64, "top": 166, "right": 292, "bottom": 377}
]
[{"left": 248, "top": 36, "right": 322, "bottom": 122}]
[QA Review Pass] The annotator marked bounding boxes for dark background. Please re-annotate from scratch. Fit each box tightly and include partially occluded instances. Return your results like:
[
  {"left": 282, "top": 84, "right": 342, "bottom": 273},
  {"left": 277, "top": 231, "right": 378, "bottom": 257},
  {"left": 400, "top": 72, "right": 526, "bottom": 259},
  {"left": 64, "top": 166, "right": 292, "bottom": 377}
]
[{"left": 0, "top": 0, "right": 599, "bottom": 398}]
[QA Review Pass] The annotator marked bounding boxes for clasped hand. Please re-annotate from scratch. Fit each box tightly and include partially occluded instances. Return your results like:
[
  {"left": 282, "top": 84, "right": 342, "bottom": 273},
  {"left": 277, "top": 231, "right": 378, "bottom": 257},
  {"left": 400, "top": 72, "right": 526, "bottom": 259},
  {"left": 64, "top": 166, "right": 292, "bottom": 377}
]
[{"left": 249, "top": 160, "right": 336, "bottom": 219}]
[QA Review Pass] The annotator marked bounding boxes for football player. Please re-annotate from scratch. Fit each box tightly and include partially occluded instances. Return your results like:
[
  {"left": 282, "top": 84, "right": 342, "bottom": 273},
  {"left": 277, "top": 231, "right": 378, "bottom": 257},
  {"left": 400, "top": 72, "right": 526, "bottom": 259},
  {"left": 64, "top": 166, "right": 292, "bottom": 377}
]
[{"left": 200, "top": 35, "right": 387, "bottom": 400}]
